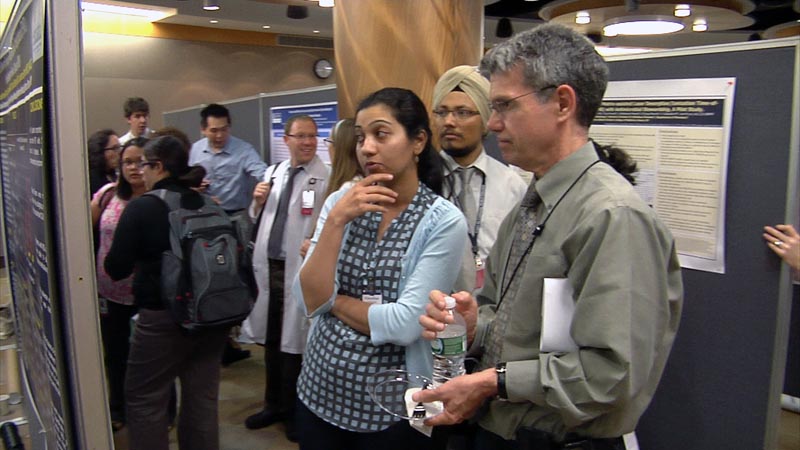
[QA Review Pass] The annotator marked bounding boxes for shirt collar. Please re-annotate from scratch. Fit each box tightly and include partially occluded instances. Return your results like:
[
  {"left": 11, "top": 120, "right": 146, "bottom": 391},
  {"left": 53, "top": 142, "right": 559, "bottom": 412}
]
[
  {"left": 534, "top": 141, "right": 599, "bottom": 212},
  {"left": 203, "top": 137, "right": 231, "bottom": 155},
  {"left": 440, "top": 147, "right": 488, "bottom": 176}
]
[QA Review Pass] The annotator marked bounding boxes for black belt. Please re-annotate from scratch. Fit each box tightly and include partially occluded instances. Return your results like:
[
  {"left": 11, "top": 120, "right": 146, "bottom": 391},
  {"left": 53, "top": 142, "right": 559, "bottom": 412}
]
[
  {"left": 517, "top": 428, "right": 624, "bottom": 450},
  {"left": 560, "top": 435, "right": 624, "bottom": 450},
  {"left": 224, "top": 208, "right": 245, "bottom": 215}
]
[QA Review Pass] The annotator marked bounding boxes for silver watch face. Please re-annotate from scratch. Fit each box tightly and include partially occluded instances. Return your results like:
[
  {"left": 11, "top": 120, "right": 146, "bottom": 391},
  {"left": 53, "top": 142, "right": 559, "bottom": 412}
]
[{"left": 314, "top": 59, "right": 333, "bottom": 79}]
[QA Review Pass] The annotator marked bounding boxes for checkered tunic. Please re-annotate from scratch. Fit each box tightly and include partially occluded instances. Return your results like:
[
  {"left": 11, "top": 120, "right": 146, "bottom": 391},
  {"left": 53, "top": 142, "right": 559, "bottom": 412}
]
[{"left": 298, "top": 184, "right": 437, "bottom": 432}]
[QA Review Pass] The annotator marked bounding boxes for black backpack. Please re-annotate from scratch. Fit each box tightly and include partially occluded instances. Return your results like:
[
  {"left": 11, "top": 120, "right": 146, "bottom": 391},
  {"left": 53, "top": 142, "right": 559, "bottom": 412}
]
[{"left": 146, "top": 189, "right": 255, "bottom": 332}]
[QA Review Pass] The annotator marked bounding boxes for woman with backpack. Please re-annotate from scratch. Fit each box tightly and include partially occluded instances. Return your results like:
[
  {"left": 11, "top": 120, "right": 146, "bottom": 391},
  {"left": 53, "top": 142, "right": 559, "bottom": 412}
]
[
  {"left": 90, "top": 136, "right": 148, "bottom": 432},
  {"left": 104, "top": 135, "right": 228, "bottom": 450}
]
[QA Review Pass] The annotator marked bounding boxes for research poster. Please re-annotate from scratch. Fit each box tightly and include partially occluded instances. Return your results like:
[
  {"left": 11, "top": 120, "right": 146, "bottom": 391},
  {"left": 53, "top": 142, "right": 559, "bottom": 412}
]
[
  {"left": 269, "top": 102, "right": 338, "bottom": 165},
  {"left": 591, "top": 78, "right": 735, "bottom": 273},
  {"left": 0, "top": 0, "right": 71, "bottom": 447}
]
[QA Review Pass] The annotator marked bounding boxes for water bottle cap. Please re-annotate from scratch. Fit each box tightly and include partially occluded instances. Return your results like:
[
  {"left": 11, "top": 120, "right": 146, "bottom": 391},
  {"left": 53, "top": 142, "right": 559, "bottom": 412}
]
[{"left": 444, "top": 296, "right": 456, "bottom": 309}]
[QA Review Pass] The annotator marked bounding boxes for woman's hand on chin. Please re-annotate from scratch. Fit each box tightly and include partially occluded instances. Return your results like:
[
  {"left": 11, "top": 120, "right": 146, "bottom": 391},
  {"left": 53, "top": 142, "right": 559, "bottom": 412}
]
[{"left": 328, "top": 173, "right": 397, "bottom": 226}]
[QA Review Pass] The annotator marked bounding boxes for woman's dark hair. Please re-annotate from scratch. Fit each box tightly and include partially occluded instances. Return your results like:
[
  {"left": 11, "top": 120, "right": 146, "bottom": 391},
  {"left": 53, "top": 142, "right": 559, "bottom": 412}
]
[
  {"left": 88, "top": 128, "right": 117, "bottom": 174},
  {"left": 591, "top": 139, "right": 638, "bottom": 185},
  {"left": 151, "top": 126, "right": 203, "bottom": 187},
  {"left": 116, "top": 137, "right": 148, "bottom": 200},
  {"left": 324, "top": 118, "right": 363, "bottom": 199},
  {"left": 152, "top": 126, "right": 191, "bottom": 153},
  {"left": 355, "top": 87, "right": 443, "bottom": 195},
  {"left": 144, "top": 136, "right": 206, "bottom": 188}
]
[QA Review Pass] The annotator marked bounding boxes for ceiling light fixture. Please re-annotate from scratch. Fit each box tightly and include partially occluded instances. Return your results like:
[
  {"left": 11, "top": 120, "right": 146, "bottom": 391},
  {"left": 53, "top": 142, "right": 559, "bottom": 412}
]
[
  {"left": 763, "top": 20, "right": 800, "bottom": 39},
  {"left": 539, "top": 0, "right": 754, "bottom": 37},
  {"left": 209, "top": 19, "right": 218, "bottom": 24},
  {"left": 603, "top": 15, "right": 684, "bottom": 36},
  {"left": 203, "top": 0, "right": 220, "bottom": 11},
  {"left": 319, "top": 0, "right": 335, "bottom": 7},
  {"left": 80, "top": 2, "right": 175, "bottom": 21},
  {"left": 262, "top": 25, "right": 271, "bottom": 29},
  {"left": 692, "top": 18, "right": 708, "bottom": 32},
  {"left": 674, "top": 4, "right": 691, "bottom": 17},
  {"left": 575, "top": 11, "right": 591, "bottom": 25}
]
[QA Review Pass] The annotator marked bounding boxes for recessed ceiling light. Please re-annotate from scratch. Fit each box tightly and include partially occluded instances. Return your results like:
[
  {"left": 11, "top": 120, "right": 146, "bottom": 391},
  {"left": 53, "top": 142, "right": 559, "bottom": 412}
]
[
  {"left": 313, "top": 30, "right": 320, "bottom": 33},
  {"left": 693, "top": 19, "right": 708, "bottom": 32},
  {"left": 575, "top": 11, "right": 590, "bottom": 25},
  {"left": 603, "top": 16, "right": 685, "bottom": 36},
  {"left": 319, "top": 0, "right": 335, "bottom": 7},
  {"left": 209, "top": 19, "right": 218, "bottom": 24},
  {"left": 262, "top": 25, "right": 271, "bottom": 29},
  {"left": 674, "top": 4, "right": 691, "bottom": 18},
  {"left": 203, "top": 0, "right": 220, "bottom": 11}
]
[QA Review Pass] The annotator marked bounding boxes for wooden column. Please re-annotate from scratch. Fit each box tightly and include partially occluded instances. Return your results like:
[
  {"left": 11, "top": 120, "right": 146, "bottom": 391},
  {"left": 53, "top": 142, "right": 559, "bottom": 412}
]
[{"left": 333, "top": 0, "right": 484, "bottom": 118}]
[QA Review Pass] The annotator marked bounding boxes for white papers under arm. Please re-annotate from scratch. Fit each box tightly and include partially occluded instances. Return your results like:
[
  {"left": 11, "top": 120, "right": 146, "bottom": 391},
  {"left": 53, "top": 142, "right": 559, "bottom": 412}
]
[{"left": 540, "top": 277, "right": 579, "bottom": 353}]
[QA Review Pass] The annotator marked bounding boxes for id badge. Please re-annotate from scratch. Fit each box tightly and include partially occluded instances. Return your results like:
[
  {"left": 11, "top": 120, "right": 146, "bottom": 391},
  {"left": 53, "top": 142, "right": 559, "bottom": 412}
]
[
  {"left": 362, "top": 291, "right": 383, "bottom": 305},
  {"left": 98, "top": 296, "right": 109, "bottom": 316},
  {"left": 474, "top": 255, "right": 485, "bottom": 290},
  {"left": 301, "top": 189, "right": 315, "bottom": 215}
]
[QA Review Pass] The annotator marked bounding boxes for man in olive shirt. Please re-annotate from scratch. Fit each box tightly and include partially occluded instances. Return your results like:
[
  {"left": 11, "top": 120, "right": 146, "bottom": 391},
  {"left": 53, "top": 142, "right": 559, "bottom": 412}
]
[{"left": 415, "top": 24, "right": 683, "bottom": 450}]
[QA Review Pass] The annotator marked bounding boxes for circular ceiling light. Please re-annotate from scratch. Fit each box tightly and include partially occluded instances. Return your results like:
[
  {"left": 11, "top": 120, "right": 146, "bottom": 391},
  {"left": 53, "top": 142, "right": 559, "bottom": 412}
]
[{"left": 603, "top": 15, "right": 685, "bottom": 36}]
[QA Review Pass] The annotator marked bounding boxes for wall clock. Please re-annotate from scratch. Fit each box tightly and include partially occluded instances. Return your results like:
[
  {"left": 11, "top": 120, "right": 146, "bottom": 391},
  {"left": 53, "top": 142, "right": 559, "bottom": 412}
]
[{"left": 314, "top": 59, "right": 333, "bottom": 79}]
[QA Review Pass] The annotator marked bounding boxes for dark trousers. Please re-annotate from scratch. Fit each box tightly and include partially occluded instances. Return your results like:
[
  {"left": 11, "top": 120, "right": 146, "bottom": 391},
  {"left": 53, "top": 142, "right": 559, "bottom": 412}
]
[
  {"left": 475, "top": 427, "right": 625, "bottom": 450},
  {"left": 265, "top": 258, "right": 302, "bottom": 418},
  {"left": 296, "top": 399, "right": 435, "bottom": 450},
  {"left": 99, "top": 300, "right": 138, "bottom": 422},
  {"left": 125, "top": 309, "right": 228, "bottom": 450}
]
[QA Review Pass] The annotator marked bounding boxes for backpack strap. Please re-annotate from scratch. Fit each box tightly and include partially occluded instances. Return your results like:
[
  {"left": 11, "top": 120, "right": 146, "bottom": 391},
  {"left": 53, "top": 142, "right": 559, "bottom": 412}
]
[
  {"left": 98, "top": 184, "right": 117, "bottom": 215},
  {"left": 251, "top": 163, "right": 280, "bottom": 242},
  {"left": 144, "top": 189, "right": 186, "bottom": 259},
  {"left": 145, "top": 189, "right": 182, "bottom": 211}
]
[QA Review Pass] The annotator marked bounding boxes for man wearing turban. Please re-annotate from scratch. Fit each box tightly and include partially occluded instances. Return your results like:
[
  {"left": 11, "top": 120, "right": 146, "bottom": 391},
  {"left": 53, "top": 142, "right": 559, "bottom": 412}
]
[{"left": 432, "top": 65, "right": 528, "bottom": 293}]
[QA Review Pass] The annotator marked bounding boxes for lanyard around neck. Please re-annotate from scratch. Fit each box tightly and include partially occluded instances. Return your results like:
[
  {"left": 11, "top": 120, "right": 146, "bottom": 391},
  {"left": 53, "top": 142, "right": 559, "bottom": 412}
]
[
  {"left": 447, "top": 167, "right": 486, "bottom": 257},
  {"left": 498, "top": 160, "right": 600, "bottom": 304}
]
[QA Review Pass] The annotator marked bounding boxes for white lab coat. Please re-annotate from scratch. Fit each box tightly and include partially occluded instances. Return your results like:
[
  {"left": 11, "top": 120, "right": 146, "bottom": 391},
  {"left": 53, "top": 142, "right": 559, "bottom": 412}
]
[{"left": 239, "top": 156, "right": 329, "bottom": 353}]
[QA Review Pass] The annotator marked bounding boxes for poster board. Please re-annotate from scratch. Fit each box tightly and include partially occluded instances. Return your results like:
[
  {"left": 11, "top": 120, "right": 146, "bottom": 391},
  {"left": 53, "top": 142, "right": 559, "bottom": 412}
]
[
  {"left": 0, "top": 1, "right": 111, "bottom": 448},
  {"left": 592, "top": 78, "right": 735, "bottom": 273},
  {"left": 0, "top": 0, "right": 70, "bottom": 447},
  {"left": 269, "top": 101, "right": 337, "bottom": 164},
  {"left": 604, "top": 39, "right": 799, "bottom": 450}
]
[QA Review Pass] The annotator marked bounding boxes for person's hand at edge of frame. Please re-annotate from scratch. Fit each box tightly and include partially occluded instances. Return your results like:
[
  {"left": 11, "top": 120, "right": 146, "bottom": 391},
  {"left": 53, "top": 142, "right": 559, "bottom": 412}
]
[{"left": 764, "top": 224, "right": 800, "bottom": 271}]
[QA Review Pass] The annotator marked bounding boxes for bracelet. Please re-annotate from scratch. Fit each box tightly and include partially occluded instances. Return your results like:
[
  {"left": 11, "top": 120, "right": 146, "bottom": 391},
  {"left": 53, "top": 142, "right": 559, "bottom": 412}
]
[{"left": 495, "top": 362, "right": 508, "bottom": 400}]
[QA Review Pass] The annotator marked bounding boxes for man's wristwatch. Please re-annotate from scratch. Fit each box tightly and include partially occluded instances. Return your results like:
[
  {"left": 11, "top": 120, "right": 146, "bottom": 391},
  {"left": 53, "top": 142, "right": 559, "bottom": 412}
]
[{"left": 495, "top": 362, "right": 508, "bottom": 400}]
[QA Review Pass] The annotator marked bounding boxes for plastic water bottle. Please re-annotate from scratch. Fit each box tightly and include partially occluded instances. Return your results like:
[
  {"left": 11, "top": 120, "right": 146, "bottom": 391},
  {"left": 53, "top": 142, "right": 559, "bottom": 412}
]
[{"left": 431, "top": 296, "right": 467, "bottom": 386}]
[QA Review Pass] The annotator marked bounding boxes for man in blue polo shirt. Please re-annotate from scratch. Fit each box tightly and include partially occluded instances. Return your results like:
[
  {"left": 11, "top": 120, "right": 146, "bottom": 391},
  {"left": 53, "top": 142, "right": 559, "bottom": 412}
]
[
  {"left": 190, "top": 103, "right": 268, "bottom": 214},
  {"left": 190, "top": 103, "right": 268, "bottom": 365}
]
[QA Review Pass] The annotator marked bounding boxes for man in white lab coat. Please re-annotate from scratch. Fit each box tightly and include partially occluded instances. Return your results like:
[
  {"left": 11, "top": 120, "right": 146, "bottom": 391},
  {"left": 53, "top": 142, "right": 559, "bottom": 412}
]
[{"left": 240, "top": 115, "right": 329, "bottom": 441}]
